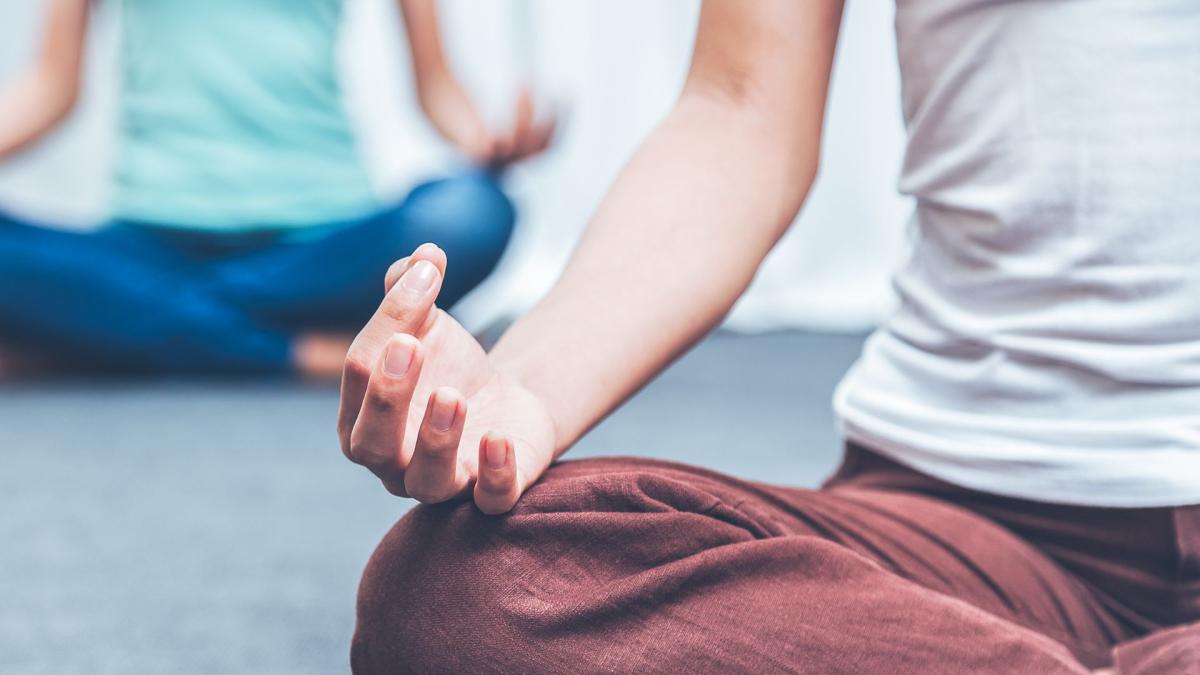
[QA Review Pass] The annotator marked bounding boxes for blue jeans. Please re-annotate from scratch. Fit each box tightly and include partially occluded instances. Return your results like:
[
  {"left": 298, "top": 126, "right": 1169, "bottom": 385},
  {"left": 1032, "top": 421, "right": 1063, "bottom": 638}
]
[{"left": 0, "top": 171, "right": 515, "bottom": 374}]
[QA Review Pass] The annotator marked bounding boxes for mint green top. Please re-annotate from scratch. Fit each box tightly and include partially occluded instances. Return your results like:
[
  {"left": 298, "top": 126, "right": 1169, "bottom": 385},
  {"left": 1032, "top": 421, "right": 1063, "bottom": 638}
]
[{"left": 113, "top": 0, "right": 378, "bottom": 230}]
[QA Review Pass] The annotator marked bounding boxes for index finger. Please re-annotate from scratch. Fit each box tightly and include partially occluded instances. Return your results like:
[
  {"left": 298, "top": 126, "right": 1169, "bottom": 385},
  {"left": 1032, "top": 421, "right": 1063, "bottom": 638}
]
[{"left": 337, "top": 256, "right": 445, "bottom": 456}]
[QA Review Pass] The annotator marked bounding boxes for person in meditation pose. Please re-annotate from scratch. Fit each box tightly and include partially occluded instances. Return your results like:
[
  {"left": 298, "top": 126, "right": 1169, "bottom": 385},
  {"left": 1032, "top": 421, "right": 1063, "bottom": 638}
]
[
  {"left": 0, "top": 0, "right": 553, "bottom": 377},
  {"left": 338, "top": 1, "right": 1198, "bottom": 672}
]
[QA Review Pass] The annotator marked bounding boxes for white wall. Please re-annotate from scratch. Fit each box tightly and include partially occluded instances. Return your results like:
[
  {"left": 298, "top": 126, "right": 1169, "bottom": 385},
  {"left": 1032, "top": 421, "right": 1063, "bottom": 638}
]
[{"left": 0, "top": 0, "right": 911, "bottom": 332}]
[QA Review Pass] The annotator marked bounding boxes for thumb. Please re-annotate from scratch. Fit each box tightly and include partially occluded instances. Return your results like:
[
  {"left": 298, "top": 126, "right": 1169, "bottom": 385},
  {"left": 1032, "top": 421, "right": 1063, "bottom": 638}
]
[{"left": 385, "top": 243, "right": 448, "bottom": 293}]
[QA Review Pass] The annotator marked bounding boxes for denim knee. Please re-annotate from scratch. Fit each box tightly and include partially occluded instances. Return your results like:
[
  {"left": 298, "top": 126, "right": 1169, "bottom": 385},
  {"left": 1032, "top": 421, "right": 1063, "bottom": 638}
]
[
  {"left": 403, "top": 170, "right": 515, "bottom": 257},
  {"left": 399, "top": 170, "right": 516, "bottom": 306}
]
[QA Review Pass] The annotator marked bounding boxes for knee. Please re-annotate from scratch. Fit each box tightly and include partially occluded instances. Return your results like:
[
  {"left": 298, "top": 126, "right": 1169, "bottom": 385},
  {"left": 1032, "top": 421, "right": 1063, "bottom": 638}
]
[
  {"left": 350, "top": 459, "right": 743, "bottom": 673},
  {"left": 403, "top": 171, "right": 516, "bottom": 256},
  {"left": 352, "top": 493, "right": 554, "bottom": 674},
  {"left": 351, "top": 501, "right": 483, "bottom": 674},
  {"left": 399, "top": 172, "right": 517, "bottom": 307}
]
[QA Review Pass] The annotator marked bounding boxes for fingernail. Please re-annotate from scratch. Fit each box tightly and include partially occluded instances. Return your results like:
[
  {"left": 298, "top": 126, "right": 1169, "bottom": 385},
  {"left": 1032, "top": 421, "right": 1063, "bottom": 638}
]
[
  {"left": 383, "top": 336, "right": 415, "bottom": 377},
  {"left": 429, "top": 392, "right": 456, "bottom": 431},
  {"left": 484, "top": 436, "right": 508, "bottom": 469},
  {"left": 401, "top": 260, "right": 438, "bottom": 297}
]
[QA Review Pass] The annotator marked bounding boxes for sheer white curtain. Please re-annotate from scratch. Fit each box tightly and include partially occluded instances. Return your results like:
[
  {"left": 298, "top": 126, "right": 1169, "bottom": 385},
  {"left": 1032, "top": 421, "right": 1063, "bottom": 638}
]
[{"left": 0, "top": 0, "right": 911, "bottom": 332}]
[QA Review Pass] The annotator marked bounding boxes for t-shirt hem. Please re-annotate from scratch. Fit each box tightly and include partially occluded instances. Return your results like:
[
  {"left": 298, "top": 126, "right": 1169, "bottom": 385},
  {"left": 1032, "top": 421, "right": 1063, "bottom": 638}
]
[{"left": 838, "top": 419, "right": 1200, "bottom": 508}]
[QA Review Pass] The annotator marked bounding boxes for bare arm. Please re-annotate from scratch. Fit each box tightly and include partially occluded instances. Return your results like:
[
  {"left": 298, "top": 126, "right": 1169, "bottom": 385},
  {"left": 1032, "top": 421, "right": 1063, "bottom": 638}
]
[
  {"left": 0, "top": 0, "right": 89, "bottom": 159},
  {"left": 398, "top": 0, "right": 553, "bottom": 164},
  {"left": 339, "top": 0, "right": 844, "bottom": 513},
  {"left": 397, "top": 0, "right": 452, "bottom": 102},
  {"left": 490, "top": 0, "right": 845, "bottom": 453}
]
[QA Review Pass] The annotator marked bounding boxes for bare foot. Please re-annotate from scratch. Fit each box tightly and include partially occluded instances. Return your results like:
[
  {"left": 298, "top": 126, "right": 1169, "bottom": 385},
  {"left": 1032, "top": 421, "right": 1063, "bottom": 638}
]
[
  {"left": 0, "top": 346, "right": 14, "bottom": 378},
  {"left": 292, "top": 332, "right": 355, "bottom": 380},
  {"left": 0, "top": 344, "right": 54, "bottom": 378}
]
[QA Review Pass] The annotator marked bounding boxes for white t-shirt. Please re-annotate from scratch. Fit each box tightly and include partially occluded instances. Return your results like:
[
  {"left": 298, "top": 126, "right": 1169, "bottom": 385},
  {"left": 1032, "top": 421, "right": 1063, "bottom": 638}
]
[{"left": 834, "top": 0, "right": 1200, "bottom": 506}]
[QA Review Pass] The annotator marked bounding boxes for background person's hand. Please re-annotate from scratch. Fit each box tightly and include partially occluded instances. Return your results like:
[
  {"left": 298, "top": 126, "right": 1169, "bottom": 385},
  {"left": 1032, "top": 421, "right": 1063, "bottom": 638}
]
[
  {"left": 336, "top": 244, "right": 557, "bottom": 513},
  {"left": 419, "top": 78, "right": 556, "bottom": 170},
  {"left": 483, "top": 87, "right": 557, "bottom": 169}
]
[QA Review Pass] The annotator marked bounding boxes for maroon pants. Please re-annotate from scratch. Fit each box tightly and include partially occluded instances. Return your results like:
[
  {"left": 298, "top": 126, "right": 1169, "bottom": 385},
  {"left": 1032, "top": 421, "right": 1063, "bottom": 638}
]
[{"left": 352, "top": 446, "right": 1200, "bottom": 673}]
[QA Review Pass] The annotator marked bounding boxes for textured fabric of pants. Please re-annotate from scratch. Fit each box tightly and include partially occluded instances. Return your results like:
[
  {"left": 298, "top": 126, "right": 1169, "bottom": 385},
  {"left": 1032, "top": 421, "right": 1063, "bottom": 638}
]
[
  {"left": 353, "top": 444, "right": 1200, "bottom": 674},
  {"left": 0, "top": 170, "right": 513, "bottom": 373}
]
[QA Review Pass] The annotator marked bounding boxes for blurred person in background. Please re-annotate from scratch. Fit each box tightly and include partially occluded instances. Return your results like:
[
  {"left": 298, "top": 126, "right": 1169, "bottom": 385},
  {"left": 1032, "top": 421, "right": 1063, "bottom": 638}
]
[
  {"left": 0, "top": 0, "right": 553, "bottom": 377},
  {"left": 338, "top": 1, "right": 1199, "bottom": 673}
]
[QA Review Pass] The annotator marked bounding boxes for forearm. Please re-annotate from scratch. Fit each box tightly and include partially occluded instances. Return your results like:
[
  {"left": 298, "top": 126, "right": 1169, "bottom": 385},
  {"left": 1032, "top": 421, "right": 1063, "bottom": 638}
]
[
  {"left": 490, "top": 91, "right": 817, "bottom": 455},
  {"left": 397, "top": 0, "right": 452, "bottom": 111},
  {"left": 397, "top": 0, "right": 501, "bottom": 161},
  {"left": 340, "top": 0, "right": 841, "bottom": 513}
]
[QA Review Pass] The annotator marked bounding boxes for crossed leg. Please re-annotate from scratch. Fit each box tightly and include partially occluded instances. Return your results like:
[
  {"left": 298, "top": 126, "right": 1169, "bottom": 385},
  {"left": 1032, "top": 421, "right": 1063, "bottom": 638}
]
[
  {"left": 204, "top": 170, "right": 516, "bottom": 332},
  {"left": 0, "top": 170, "right": 515, "bottom": 374},
  {"left": 0, "top": 212, "right": 292, "bottom": 373},
  {"left": 351, "top": 453, "right": 1136, "bottom": 674}
]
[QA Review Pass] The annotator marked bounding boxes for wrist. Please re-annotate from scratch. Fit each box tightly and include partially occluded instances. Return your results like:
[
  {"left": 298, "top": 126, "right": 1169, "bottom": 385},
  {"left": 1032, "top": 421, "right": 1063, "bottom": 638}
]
[{"left": 487, "top": 348, "right": 573, "bottom": 459}]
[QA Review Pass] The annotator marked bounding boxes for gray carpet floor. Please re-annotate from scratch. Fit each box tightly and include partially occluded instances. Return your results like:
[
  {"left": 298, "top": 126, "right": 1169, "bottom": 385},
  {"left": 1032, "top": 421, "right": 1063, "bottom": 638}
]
[{"left": 0, "top": 331, "right": 866, "bottom": 674}]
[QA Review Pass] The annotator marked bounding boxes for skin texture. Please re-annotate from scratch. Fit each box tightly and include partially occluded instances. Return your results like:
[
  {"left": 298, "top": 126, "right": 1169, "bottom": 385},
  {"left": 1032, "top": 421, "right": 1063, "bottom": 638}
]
[{"left": 338, "top": 1, "right": 847, "bottom": 513}]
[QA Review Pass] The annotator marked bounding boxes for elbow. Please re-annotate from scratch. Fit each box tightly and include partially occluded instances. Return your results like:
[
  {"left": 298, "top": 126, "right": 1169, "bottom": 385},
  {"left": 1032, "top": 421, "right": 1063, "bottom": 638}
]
[
  {"left": 789, "top": 150, "right": 820, "bottom": 211},
  {"left": 763, "top": 129, "right": 820, "bottom": 246},
  {"left": 37, "top": 65, "right": 82, "bottom": 127},
  {"left": 674, "top": 81, "right": 822, "bottom": 247},
  {"left": 52, "top": 84, "right": 80, "bottom": 124},
  {"left": 791, "top": 151, "right": 819, "bottom": 203},
  {"left": 0, "top": 67, "right": 81, "bottom": 158},
  {"left": 680, "top": 81, "right": 820, "bottom": 200},
  {"left": 754, "top": 108, "right": 820, "bottom": 239}
]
